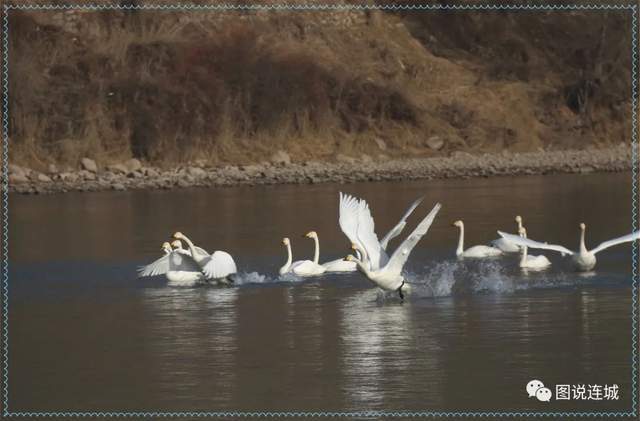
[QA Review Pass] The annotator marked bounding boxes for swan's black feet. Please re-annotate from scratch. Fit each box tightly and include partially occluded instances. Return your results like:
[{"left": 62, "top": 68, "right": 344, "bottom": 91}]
[{"left": 397, "top": 281, "right": 405, "bottom": 301}]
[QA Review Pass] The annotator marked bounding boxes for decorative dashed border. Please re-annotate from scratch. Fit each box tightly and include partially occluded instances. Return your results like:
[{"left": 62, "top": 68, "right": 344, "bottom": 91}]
[{"left": 1, "top": 2, "right": 638, "bottom": 418}]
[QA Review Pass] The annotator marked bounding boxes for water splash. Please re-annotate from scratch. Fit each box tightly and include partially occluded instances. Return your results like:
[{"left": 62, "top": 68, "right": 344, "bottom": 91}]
[
  {"left": 404, "top": 260, "right": 460, "bottom": 298},
  {"left": 232, "top": 271, "right": 269, "bottom": 285}
]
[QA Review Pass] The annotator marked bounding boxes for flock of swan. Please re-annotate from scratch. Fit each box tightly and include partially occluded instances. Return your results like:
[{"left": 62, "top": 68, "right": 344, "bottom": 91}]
[{"left": 138, "top": 192, "right": 640, "bottom": 300}]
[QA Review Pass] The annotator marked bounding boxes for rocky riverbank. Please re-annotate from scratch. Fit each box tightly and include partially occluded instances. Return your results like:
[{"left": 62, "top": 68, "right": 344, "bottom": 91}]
[{"left": 5, "top": 145, "right": 634, "bottom": 195}]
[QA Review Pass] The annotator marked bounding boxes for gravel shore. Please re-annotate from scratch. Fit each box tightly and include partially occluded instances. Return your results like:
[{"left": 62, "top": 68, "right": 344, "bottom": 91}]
[{"left": 5, "top": 145, "right": 635, "bottom": 195}]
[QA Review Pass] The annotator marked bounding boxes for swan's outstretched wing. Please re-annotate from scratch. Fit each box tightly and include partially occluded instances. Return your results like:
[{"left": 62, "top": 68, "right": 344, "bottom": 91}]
[
  {"left": 138, "top": 254, "right": 170, "bottom": 277},
  {"left": 340, "top": 192, "right": 389, "bottom": 269},
  {"left": 383, "top": 202, "right": 442, "bottom": 277},
  {"left": 497, "top": 231, "right": 574, "bottom": 255},
  {"left": 202, "top": 251, "right": 237, "bottom": 279},
  {"left": 339, "top": 192, "right": 364, "bottom": 250},
  {"left": 379, "top": 196, "right": 424, "bottom": 250},
  {"left": 591, "top": 230, "right": 640, "bottom": 255},
  {"left": 137, "top": 251, "right": 201, "bottom": 277},
  {"left": 356, "top": 199, "right": 389, "bottom": 270}
]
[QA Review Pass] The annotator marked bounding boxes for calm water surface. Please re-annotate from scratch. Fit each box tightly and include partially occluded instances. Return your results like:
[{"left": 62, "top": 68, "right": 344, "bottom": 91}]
[{"left": 7, "top": 172, "right": 636, "bottom": 413}]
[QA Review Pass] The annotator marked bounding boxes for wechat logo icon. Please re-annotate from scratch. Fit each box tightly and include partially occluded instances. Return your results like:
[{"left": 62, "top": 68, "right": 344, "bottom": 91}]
[{"left": 527, "top": 379, "right": 552, "bottom": 402}]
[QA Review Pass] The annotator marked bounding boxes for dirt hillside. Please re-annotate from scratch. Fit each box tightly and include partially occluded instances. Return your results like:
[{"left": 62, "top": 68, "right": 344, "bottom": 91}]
[{"left": 6, "top": 1, "right": 635, "bottom": 170}]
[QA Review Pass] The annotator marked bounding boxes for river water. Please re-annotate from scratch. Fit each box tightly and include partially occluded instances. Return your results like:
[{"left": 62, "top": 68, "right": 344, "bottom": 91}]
[{"left": 7, "top": 172, "right": 636, "bottom": 413}]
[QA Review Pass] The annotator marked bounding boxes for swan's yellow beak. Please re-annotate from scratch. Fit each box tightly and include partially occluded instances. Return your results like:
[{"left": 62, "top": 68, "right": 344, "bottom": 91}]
[{"left": 345, "top": 255, "right": 355, "bottom": 262}]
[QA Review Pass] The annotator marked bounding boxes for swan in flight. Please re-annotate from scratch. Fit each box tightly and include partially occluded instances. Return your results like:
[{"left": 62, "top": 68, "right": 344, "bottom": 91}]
[
  {"left": 279, "top": 237, "right": 306, "bottom": 275},
  {"left": 346, "top": 202, "right": 442, "bottom": 300},
  {"left": 137, "top": 242, "right": 205, "bottom": 285},
  {"left": 452, "top": 220, "right": 503, "bottom": 258},
  {"left": 517, "top": 227, "right": 551, "bottom": 270},
  {"left": 291, "top": 231, "right": 327, "bottom": 277},
  {"left": 324, "top": 195, "right": 422, "bottom": 273},
  {"left": 172, "top": 232, "right": 238, "bottom": 284},
  {"left": 490, "top": 216, "right": 523, "bottom": 252},
  {"left": 338, "top": 193, "right": 425, "bottom": 271},
  {"left": 498, "top": 223, "right": 640, "bottom": 271}
]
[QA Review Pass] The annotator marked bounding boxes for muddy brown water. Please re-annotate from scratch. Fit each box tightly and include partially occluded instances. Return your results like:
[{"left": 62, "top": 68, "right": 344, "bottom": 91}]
[{"left": 7, "top": 172, "right": 636, "bottom": 413}]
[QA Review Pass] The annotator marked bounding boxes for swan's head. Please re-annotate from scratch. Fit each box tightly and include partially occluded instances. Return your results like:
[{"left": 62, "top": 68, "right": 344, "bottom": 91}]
[
  {"left": 161, "top": 242, "right": 172, "bottom": 253},
  {"left": 345, "top": 254, "right": 356, "bottom": 262},
  {"left": 515, "top": 215, "right": 522, "bottom": 223},
  {"left": 580, "top": 222, "right": 586, "bottom": 230},
  {"left": 173, "top": 231, "right": 185, "bottom": 240},
  {"left": 349, "top": 244, "right": 363, "bottom": 260},
  {"left": 452, "top": 220, "right": 463, "bottom": 228},
  {"left": 171, "top": 239, "right": 183, "bottom": 250},
  {"left": 282, "top": 237, "right": 290, "bottom": 246},
  {"left": 304, "top": 231, "right": 318, "bottom": 239}
]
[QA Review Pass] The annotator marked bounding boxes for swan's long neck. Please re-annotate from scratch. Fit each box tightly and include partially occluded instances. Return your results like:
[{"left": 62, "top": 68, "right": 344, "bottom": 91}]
[
  {"left": 520, "top": 231, "right": 528, "bottom": 266},
  {"left": 312, "top": 236, "right": 320, "bottom": 265},
  {"left": 456, "top": 224, "right": 464, "bottom": 256},
  {"left": 282, "top": 243, "right": 292, "bottom": 272},
  {"left": 517, "top": 219, "right": 523, "bottom": 231},
  {"left": 180, "top": 235, "right": 199, "bottom": 259},
  {"left": 579, "top": 227, "right": 588, "bottom": 254},
  {"left": 356, "top": 244, "right": 371, "bottom": 270}
]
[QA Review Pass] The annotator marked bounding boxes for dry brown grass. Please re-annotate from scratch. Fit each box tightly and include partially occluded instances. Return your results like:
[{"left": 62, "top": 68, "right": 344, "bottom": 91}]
[
  {"left": 7, "top": 6, "right": 633, "bottom": 170},
  {"left": 9, "top": 10, "right": 424, "bottom": 168}
]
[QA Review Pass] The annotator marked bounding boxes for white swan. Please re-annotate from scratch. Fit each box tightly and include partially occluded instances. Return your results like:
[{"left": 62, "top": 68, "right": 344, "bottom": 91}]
[
  {"left": 279, "top": 237, "right": 306, "bottom": 275},
  {"left": 339, "top": 193, "right": 427, "bottom": 270},
  {"left": 345, "top": 202, "right": 442, "bottom": 300},
  {"left": 137, "top": 242, "right": 205, "bottom": 285},
  {"left": 490, "top": 215, "right": 523, "bottom": 252},
  {"left": 453, "top": 220, "right": 503, "bottom": 258},
  {"left": 517, "top": 227, "right": 551, "bottom": 270},
  {"left": 291, "top": 231, "right": 327, "bottom": 277},
  {"left": 498, "top": 223, "right": 640, "bottom": 271},
  {"left": 327, "top": 194, "right": 422, "bottom": 273},
  {"left": 172, "top": 232, "right": 238, "bottom": 284}
]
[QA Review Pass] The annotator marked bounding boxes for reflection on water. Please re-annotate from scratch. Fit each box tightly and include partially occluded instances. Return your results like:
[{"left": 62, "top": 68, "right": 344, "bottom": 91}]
[
  {"left": 7, "top": 172, "right": 636, "bottom": 412},
  {"left": 141, "top": 287, "right": 239, "bottom": 407}
]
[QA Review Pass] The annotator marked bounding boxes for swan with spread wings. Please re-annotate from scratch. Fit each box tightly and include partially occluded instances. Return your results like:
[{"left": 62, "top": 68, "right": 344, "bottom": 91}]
[
  {"left": 498, "top": 223, "right": 639, "bottom": 271},
  {"left": 339, "top": 192, "right": 442, "bottom": 299}
]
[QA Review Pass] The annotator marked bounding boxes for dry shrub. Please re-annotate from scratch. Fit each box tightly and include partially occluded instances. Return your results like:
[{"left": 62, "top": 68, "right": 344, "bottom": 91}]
[{"left": 9, "top": 12, "right": 420, "bottom": 166}]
